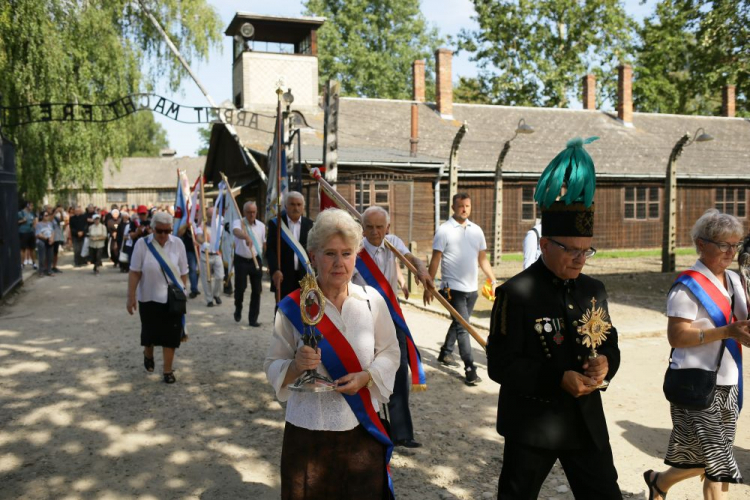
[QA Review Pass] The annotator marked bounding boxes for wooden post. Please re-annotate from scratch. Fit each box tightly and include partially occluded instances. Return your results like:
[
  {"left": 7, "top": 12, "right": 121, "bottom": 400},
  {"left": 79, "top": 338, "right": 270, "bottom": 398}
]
[
  {"left": 408, "top": 241, "right": 417, "bottom": 296},
  {"left": 662, "top": 134, "right": 689, "bottom": 273},
  {"left": 493, "top": 141, "right": 511, "bottom": 265},
  {"left": 448, "top": 122, "right": 468, "bottom": 208}
]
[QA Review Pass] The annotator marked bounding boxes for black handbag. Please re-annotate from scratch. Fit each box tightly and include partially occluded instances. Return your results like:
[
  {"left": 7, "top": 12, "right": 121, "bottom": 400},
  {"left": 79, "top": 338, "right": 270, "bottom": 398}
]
[
  {"left": 663, "top": 339, "right": 725, "bottom": 410},
  {"left": 159, "top": 266, "right": 187, "bottom": 315}
]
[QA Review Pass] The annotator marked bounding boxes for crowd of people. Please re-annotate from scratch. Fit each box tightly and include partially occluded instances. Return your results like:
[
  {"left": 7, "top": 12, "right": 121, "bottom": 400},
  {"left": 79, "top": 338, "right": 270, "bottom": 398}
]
[
  {"left": 17, "top": 201, "right": 178, "bottom": 277},
  {"left": 18, "top": 138, "right": 750, "bottom": 499}
]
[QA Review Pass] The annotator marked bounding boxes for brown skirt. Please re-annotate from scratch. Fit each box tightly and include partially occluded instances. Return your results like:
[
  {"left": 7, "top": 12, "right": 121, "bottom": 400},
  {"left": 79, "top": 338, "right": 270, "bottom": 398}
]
[{"left": 281, "top": 422, "right": 389, "bottom": 500}]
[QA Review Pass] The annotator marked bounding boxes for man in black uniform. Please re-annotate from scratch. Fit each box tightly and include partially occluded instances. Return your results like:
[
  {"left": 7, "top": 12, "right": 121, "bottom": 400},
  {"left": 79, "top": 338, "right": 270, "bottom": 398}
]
[{"left": 487, "top": 137, "right": 622, "bottom": 499}]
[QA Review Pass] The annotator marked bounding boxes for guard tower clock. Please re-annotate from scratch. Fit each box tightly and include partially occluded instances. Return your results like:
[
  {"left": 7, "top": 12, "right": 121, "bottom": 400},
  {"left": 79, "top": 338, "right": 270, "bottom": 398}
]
[{"left": 226, "top": 13, "right": 325, "bottom": 112}]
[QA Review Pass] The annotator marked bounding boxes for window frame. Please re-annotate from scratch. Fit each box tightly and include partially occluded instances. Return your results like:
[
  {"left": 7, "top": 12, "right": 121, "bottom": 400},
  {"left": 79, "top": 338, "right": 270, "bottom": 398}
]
[
  {"left": 623, "top": 186, "right": 660, "bottom": 221},
  {"left": 520, "top": 186, "right": 537, "bottom": 222},
  {"left": 106, "top": 190, "right": 127, "bottom": 203},
  {"left": 715, "top": 186, "right": 747, "bottom": 219}
]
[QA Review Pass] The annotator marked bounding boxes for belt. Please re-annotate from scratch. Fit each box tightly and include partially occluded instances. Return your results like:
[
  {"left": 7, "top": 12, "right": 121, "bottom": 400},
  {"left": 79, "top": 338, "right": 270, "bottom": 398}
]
[
  {"left": 235, "top": 254, "right": 257, "bottom": 261},
  {"left": 208, "top": 252, "right": 219, "bottom": 256}
]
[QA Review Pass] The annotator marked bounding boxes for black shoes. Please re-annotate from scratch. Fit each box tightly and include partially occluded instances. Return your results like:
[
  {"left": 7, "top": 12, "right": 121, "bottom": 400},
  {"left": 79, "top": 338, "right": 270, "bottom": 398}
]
[
  {"left": 163, "top": 372, "right": 176, "bottom": 384},
  {"left": 189, "top": 290, "right": 200, "bottom": 299},
  {"left": 465, "top": 366, "right": 482, "bottom": 386},
  {"left": 437, "top": 352, "right": 459, "bottom": 367},
  {"left": 234, "top": 310, "right": 241, "bottom": 322},
  {"left": 214, "top": 296, "right": 222, "bottom": 305},
  {"left": 394, "top": 439, "right": 422, "bottom": 448},
  {"left": 249, "top": 321, "right": 262, "bottom": 328},
  {"left": 207, "top": 302, "right": 214, "bottom": 307}
]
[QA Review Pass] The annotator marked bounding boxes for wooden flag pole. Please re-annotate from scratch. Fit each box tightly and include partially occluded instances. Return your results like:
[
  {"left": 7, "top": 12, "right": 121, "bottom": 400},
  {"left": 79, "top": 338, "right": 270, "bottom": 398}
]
[
  {"left": 220, "top": 172, "right": 258, "bottom": 268},
  {"left": 275, "top": 89, "right": 283, "bottom": 304},
  {"left": 199, "top": 174, "right": 211, "bottom": 282},
  {"left": 307, "top": 165, "right": 486, "bottom": 349}
]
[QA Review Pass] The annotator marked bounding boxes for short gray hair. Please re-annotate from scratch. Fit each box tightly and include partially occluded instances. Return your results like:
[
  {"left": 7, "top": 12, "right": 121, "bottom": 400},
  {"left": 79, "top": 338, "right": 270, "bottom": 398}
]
[
  {"left": 151, "top": 211, "right": 174, "bottom": 228},
  {"left": 285, "top": 191, "right": 304, "bottom": 207},
  {"left": 363, "top": 206, "right": 390, "bottom": 225},
  {"left": 243, "top": 200, "right": 257, "bottom": 212},
  {"left": 307, "top": 208, "right": 363, "bottom": 254},
  {"left": 690, "top": 208, "right": 744, "bottom": 252}
]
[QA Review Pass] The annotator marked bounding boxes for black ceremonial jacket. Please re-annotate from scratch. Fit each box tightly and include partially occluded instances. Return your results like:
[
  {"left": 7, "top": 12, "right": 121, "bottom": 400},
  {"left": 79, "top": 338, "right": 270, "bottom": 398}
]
[
  {"left": 487, "top": 258, "right": 620, "bottom": 451},
  {"left": 266, "top": 211, "right": 313, "bottom": 299}
]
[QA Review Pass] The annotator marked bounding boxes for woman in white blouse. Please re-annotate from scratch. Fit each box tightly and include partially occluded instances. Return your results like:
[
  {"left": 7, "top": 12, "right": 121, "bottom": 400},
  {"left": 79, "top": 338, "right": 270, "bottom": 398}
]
[
  {"left": 265, "top": 208, "right": 400, "bottom": 499},
  {"left": 645, "top": 209, "right": 750, "bottom": 500},
  {"left": 126, "top": 211, "right": 188, "bottom": 384}
]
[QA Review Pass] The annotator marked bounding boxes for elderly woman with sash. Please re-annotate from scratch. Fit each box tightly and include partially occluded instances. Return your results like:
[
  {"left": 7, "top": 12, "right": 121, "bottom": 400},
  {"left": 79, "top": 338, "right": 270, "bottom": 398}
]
[
  {"left": 645, "top": 209, "right": 750, "bottom": 500},
  {"left": 126, "top": 211, "right": 188, "bottom": 384},
  {"left": 265, "top": 208, "right": 400, "bottom": 499}
]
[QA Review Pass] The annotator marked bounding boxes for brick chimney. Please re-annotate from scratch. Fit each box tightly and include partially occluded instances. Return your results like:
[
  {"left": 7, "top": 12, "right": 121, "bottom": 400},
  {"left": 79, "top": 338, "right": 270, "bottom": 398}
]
[
  {"left": 582, "top": 74, "right": 596, "bottom": 110},
  {"left": 435, "top": 48, "right": 453, "bottom": 117},
  {"left": 413, "top": 60, "right": 425, "bottom": 102},
  {"left": 617, "top": 64, "right": 633, "bottom": 125},
  {"left": 722, "top": 85, "right": 736, "bottom": 117}
]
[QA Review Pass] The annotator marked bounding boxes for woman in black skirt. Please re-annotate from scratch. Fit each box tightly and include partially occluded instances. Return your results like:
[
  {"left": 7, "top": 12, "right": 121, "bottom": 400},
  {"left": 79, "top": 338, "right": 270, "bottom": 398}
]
[{"left": 126, "top": 211, "right": 188, "bottom": 384}]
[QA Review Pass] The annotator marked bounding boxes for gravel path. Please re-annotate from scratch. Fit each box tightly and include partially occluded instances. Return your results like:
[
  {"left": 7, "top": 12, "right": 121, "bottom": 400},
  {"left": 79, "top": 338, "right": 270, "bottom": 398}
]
[{"left": 1, "top": 252, "right": 749, "bottom": 499}]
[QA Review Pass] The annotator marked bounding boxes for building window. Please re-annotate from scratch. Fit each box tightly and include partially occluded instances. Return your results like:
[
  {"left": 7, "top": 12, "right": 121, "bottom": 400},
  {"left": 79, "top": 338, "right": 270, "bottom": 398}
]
[
  {"left": 157, "top": 190, "right": 174, "bottom": 203},
  {"left": 715, "top": 187, "right": 746, "bottom": 218},
  {"left": 521, "top": 186, "right": 536, "bottom": 221},
  {"left": 624, "top": 186, "right": 659, "bottom": 220},
  {"left": 355, "top": 180, "right": 389, "bottom": 211},
  {"left": 107, "top": 190, "right": 126, "bottom": 203}
]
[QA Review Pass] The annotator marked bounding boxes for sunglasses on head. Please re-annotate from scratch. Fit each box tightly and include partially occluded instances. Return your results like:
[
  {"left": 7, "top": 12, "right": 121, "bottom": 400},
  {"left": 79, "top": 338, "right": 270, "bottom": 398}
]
[{"left": 155, "top": 228, "right": 172, "bottom": 235}]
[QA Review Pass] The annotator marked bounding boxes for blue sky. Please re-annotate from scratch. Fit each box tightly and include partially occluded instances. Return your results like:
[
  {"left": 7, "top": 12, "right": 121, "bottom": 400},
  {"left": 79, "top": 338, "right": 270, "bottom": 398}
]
[{"left": 154, "top": 0, "right": 655, "bottom": 157}]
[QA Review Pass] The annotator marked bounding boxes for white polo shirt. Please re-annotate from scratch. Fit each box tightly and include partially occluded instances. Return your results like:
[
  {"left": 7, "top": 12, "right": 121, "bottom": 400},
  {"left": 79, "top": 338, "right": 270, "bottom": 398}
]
[
  {"left": 352, "top": 234, "right": 410, "bottom": 296},
  {"left": 233, "top": 218, "right": 266, "bottom": 260},
  {"left": 432, "top": 217, "right": 487, "bottom": 293},
  {"left": 667, "top": 259, "right": 748, "bottom": 385},
  {"left": 130, "top": 234, "right": 188, "bottom": 303}
]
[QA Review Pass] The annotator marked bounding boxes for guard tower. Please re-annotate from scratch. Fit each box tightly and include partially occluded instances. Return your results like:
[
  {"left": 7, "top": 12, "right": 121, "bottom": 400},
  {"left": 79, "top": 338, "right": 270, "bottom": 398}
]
[{"left": 226, "top": 13, "right": 325, "bottom": 111}]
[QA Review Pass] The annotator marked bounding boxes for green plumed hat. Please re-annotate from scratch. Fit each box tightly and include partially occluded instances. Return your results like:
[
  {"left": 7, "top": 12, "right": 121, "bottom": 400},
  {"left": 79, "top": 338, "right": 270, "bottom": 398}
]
[{"left": 534, "top": 137, "right": 599, "bottom": 237}]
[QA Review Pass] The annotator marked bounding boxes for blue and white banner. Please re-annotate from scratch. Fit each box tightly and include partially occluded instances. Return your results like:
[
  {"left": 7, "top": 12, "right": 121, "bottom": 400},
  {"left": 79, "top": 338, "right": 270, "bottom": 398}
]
[
  {"left": 265, "top": 114, "right": 288, "bottom": 223},
  {"left": 173, "top": 172, "right": 189, "bottom": 234},
  {"left": 210, "top": 182, "right": 226, "bottom": 254}
]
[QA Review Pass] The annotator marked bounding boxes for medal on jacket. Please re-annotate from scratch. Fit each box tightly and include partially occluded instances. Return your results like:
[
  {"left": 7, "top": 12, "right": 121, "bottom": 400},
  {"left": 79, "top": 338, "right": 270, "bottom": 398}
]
[{"left": 577, "top": 297, "right": 612, "bottom": 389}]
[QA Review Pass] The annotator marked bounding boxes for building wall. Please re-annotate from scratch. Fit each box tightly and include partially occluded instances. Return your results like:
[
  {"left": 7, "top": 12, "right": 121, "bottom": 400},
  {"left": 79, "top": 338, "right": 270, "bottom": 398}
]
[
  {"left": 239, "top": 52, "right": 319, "bottom": 110},
  {"left": 47, "top": 189, "right": 177, "bottom": 210}
]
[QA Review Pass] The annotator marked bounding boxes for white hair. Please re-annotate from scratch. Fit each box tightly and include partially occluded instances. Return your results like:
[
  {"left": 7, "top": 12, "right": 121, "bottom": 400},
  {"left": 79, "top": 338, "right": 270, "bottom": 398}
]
[
  {"left": 151, "top": 211, "right": 173, "bottom": 228},
  {"left": 307, "top": 208, "right": 363, "bottom": 254},
  {"left": 363, "top": 206, "right": 390, "bottom": 225},
  {"left": 690, "top": 208, "right": 744, "bottom": 252},
  {"left": 285, "top": 191, "right": 305, "bottom": 207},
  {"left": 243, "top": 200, "right": 257, "bottom": 212}
]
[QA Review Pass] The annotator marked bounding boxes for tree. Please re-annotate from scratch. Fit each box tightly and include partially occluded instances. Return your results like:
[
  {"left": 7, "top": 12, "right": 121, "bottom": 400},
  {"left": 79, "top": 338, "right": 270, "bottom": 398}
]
[
  {"left": 633, "top": 0, "right": 749, "bottom": 116},
  {"left": 0, "top": 0, "right": 222, "bottom": 202},
  {"left": 195, "top": 125, "right": 211, "bottom": 156},
  {"left": 457, "top": 0, "right": 634, "bottom": 108},
  {"left": 453, "top": 77, "right": 493, "bottom": 104},
  {"left": 303, "top": 0, "right": 443, "bottom": 100},
  {"left": 125, "top": 112, "right": 169, "bottom": 157}
]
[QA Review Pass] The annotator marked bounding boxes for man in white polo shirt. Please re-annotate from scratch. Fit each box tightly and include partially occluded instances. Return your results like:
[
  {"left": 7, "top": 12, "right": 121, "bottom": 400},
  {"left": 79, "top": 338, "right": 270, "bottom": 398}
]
[
  {"left": 425, "top": 193, "right": 497, "bottom": 385},
  {"left": 232, "top": 201, "right": 266, "bottom": 327}
]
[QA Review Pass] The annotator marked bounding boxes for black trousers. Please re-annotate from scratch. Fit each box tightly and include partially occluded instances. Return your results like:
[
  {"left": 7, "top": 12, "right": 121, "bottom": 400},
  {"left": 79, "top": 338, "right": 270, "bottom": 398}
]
[
  {"left": 234, "top": 255, "right": 262, "bottom": 323},
  {"left": 387, "top": 325, "right": 414, "bottom": 442},
  {"left": 498, "top": 439, "right": 622, "bottom": 499}
]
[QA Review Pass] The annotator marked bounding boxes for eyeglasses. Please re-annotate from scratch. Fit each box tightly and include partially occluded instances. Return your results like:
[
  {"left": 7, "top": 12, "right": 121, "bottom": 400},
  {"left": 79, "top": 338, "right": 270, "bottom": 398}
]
[
  {"left": 547, "top": 238, "right": 597, "bottom": 259},
  {"left": 700, "top": 238, "right": 744, "bottom": 253},
  {"left": 154, "top": 228, "right": 172, "bottom": 235}
]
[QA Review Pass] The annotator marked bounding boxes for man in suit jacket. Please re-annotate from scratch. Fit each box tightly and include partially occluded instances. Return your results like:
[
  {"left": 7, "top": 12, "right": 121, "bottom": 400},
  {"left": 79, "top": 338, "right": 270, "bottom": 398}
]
[
  {"left": 266, "top": 191, "right": 313, "bottom": 301},
  {"left": 487, "top": 138, "right": 622, "bottom": 499}
]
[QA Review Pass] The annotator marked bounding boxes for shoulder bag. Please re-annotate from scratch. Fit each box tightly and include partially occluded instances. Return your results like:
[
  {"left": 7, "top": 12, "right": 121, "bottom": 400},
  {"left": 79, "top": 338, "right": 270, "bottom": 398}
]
[
  {"left": 146, "top": 239, "right": 186, "bottom": 315},
  {"left": 663, "top": 340, "right": 726, "bottom": 410}
]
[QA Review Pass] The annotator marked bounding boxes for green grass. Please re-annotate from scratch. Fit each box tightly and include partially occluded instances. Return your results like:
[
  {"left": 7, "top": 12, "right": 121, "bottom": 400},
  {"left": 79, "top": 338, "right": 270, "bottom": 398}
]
[{"left": 494, "top": 247, "right": 695, "bottom": 261}]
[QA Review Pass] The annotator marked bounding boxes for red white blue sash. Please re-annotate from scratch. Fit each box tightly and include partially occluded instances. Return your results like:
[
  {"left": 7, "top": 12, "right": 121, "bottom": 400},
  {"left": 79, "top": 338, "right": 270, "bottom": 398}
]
[
  {"left": 356, "top": 249, "right": 427, "bottom": 390},
  {"left": 673, "top": 270, "right": 743, "bottom": 411},
  {"left": 278, "top": 290, "right": 395, "bottom": 499}
]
